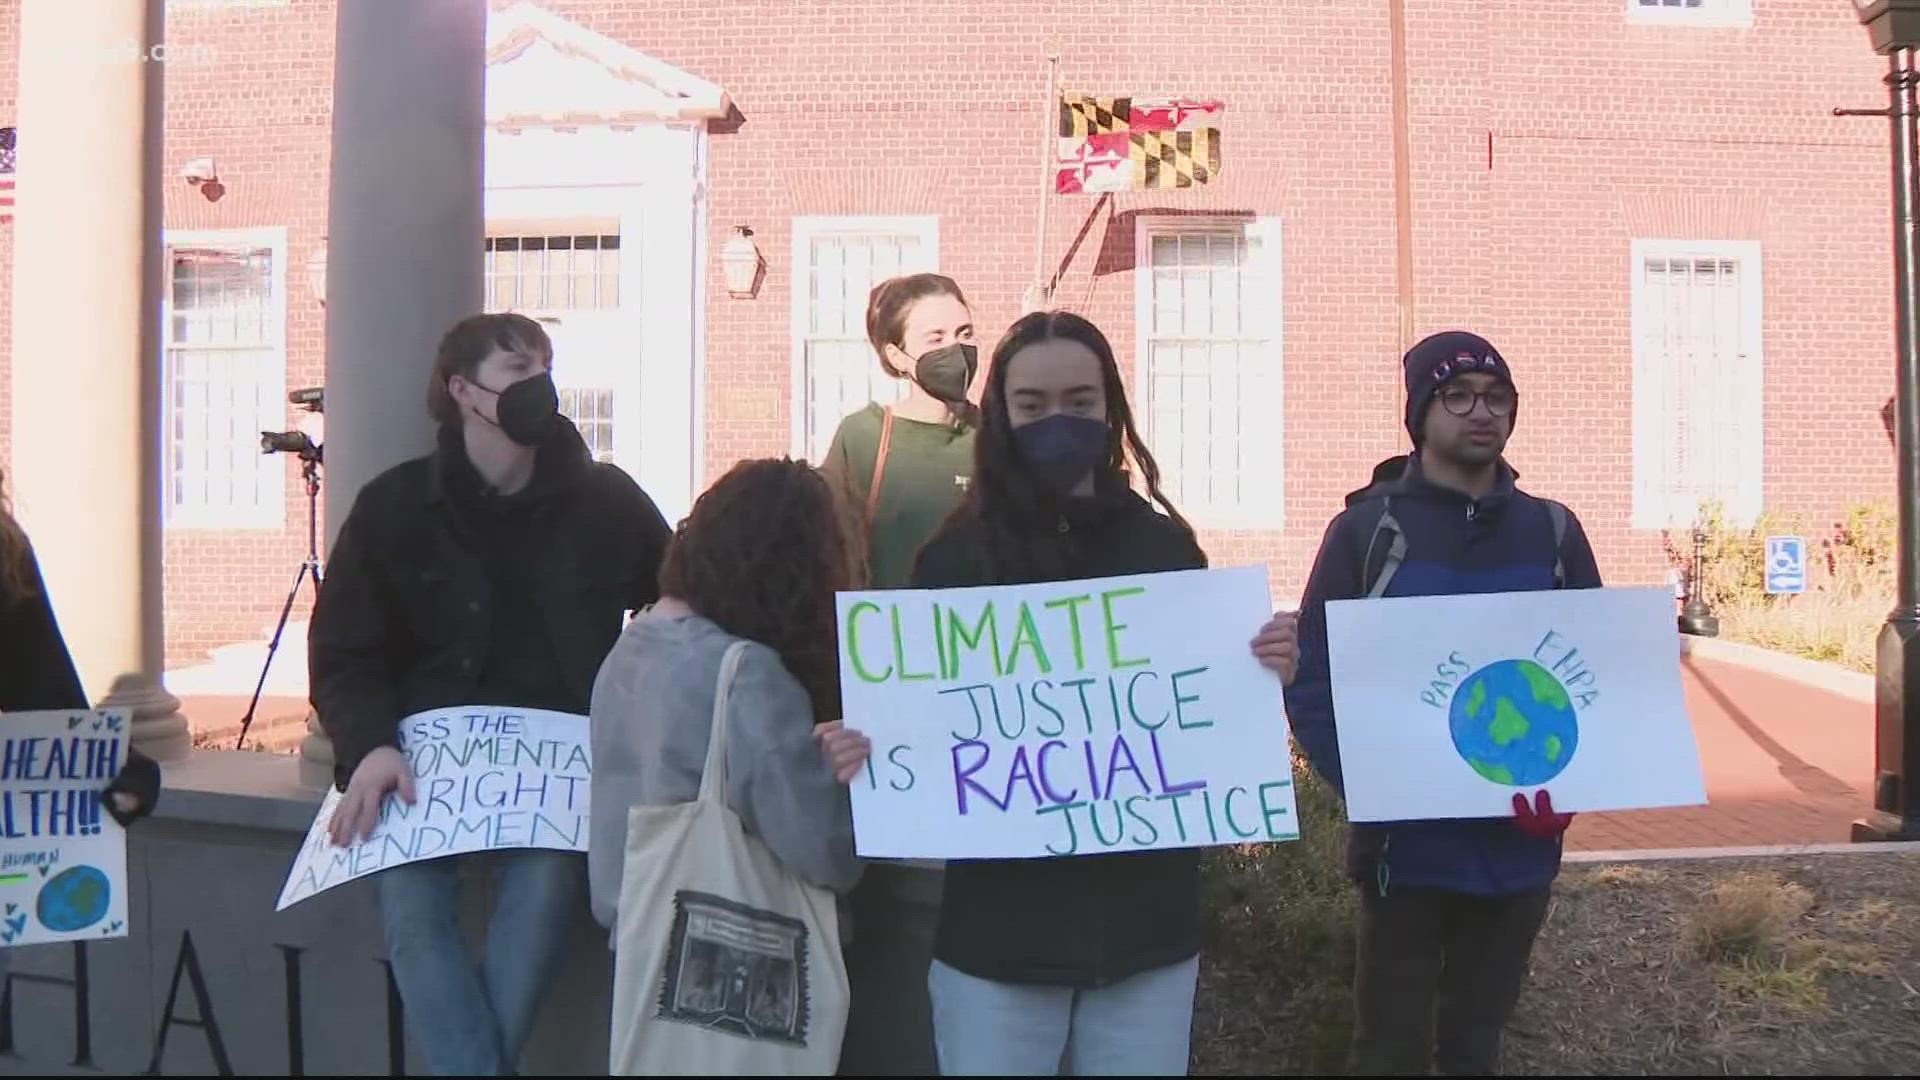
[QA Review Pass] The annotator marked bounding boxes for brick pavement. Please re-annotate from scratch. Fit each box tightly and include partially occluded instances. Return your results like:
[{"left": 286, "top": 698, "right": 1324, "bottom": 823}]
[{"left": 1566, "top": 653, "right": 1874, "bottom": 852}]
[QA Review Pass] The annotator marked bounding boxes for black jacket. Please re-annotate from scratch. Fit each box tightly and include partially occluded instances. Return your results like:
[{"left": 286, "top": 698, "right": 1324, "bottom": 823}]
[
  {"left": 308, "top": 421, "right": 672, "bottom": 788},
  {"left": 1, "top": 536, "right": 161, "bottom": 825},
  {"left": 910, "top": 483, "right": 1209, "bottom": 988}
]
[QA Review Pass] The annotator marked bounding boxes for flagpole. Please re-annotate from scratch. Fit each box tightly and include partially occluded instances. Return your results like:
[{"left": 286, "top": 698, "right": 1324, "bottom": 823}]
[{"left": 1024, "top": 51, "right": 1060, "bottom": 315}]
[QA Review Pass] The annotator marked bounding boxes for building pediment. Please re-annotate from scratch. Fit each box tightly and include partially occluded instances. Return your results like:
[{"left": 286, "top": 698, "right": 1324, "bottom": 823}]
[{"left": 486, "top": 1, "right": 731, "bottom": 128}]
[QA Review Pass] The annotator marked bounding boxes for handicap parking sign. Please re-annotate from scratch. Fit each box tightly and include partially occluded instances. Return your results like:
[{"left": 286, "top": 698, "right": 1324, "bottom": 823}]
[{"left": 1765, "top": 535, "right": 1806, "bottom": 595}]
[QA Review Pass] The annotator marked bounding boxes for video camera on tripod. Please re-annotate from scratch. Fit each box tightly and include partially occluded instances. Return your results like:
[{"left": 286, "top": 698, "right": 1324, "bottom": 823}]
[
  {"left": 238, "top": 386, "right": 326, "bottom": 750},
  {"left": 260, "top": 386, "right": 324, "bottom": 464}
]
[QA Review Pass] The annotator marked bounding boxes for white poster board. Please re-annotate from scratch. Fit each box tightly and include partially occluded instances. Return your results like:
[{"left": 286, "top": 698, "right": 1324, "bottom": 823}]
[
  {"left": 276, "top": 706, "right": 591, "bottom": 911},
  {"left": 1324, "top": 585, "right": 1706, "bottom": 823},
  {"left": 835, "top": 565, "right": 1298, "bottom": 860},
  {"left": 0, "top": 710, "right": 130, "bottom": 947}
]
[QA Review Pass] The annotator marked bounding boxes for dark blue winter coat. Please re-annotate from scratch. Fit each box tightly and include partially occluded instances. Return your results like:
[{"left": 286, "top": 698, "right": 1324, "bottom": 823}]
[{"left": 1285, "top": 455, "right": 1603, "bottom": 896}]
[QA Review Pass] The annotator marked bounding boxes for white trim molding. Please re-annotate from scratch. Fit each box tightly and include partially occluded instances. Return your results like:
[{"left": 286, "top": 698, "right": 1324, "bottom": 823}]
[
  {"left": 1133, "top": 215, "right": 1285, "bottom": 531},
  {"left": 159, "top": 225, "right": 290, "bottom": 531},
  {"left": 1625, "top": 0, "right": 1754, "bottom": 30},
  {"left": 788, "top": 214, "right": 940, "bottom": 461},
  {"left": 1629, "top": 237, "right": 1764, "bottom": 530}
]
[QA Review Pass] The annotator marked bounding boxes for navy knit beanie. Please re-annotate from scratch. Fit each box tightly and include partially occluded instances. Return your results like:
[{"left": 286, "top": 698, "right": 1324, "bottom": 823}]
[{"left": 1403, "top": 331, "right": 1514, "bottom": 445}]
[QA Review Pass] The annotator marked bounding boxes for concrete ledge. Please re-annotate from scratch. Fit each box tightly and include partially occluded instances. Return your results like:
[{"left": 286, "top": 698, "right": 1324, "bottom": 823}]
[
  {"left": 1678, "top": 633, "right": 1875, "bottom": 704},
  {"left": 1568, "top": 840, "right": 1920, "bottom": 863},
  {"left": 0, "top": 749, "right": 611, "bottom": 1076},
  {"left": 153, "top": 750, "right": 326, "bottom": 833}
]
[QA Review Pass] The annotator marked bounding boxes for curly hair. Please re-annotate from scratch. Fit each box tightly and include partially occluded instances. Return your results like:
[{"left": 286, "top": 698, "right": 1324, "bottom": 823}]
[
  {"left": 0, "top": 469, "right": 34, "bottom": 604},
  {"left": 658, "top": 458, "right": 854, "bottom": 725},
  {"left": 938, "top": 309, "right": 1194, "bottom": 580}
]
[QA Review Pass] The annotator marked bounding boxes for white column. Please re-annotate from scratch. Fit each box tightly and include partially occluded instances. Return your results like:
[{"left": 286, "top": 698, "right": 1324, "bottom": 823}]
[
  {"left": 9, "top": 0, "right": 188, "bottom": 760},
  {"left": 301, "top": 0, "right": 487, "bottom": 786}
]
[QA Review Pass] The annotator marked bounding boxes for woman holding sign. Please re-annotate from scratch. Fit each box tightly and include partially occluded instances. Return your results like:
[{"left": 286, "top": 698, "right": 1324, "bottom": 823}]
[
  {"left": 908, "top": 311, "right": 1298, "bottom": 1076},
  {"left": 0, "top": 472, "right": 163, "bottom": 983},
  {"left": 818, "top": 272, "right": 981, "bottom": 1076},
  {"left": 0, "top": 474, "right": 162, "bottom": 820}
]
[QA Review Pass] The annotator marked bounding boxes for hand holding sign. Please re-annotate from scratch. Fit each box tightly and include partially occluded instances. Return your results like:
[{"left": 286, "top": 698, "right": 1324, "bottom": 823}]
[
  {"left": 1249, "top": 609, "right": 1301, "bottom": 683},
  {"left": 330, "top": 746, "right": 416, "bottom": 847},
  {"left": 814, "top": 721, "right": 873, "bottom": 784}
]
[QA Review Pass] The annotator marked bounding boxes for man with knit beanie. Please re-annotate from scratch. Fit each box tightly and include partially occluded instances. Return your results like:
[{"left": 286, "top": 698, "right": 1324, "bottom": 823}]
[{"left": 1284, "top": 330, "right": 1604, "bottom": 1076}]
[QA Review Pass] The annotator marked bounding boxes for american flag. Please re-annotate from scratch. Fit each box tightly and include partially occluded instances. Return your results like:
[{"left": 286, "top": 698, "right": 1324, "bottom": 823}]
[{"left": 0, "top": 127, "right": 15, "bottom": 224}]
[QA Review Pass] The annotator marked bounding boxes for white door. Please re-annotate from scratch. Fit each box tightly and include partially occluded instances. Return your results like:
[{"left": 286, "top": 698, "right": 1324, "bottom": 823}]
[{"left": 484, "top": 228, "right": 644, "bottom": 480}]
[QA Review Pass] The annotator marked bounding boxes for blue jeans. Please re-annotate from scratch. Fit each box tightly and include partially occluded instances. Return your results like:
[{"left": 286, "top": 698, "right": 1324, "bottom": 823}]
[
  {"left": 376, "top": 849, "right": 585, "bottom": 1075},
  {"left": 927, "top": 955, "right": 1201, "bottom": 1076}
]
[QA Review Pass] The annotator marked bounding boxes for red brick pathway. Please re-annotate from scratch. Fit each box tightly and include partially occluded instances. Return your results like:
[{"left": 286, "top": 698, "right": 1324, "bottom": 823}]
[
  {"left": 179, "top": 693, "right": 311, "bottom": 752},
  {"left": 1566, "top": 654, "right": 1875, "bottom": 852}
]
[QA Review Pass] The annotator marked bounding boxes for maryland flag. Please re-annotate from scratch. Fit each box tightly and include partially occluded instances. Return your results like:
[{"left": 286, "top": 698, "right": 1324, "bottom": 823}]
[{"left": 1055, "top": 95, "right": 1223, "bottom": 195}]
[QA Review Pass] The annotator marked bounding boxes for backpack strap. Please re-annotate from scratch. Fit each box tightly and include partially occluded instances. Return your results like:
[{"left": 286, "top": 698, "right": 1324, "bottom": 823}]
[
  {"left": 1545, "top": 499, "right": 1568, "bottom": 589},
  {"left": 863, "top": 408, "right": 895, "bottom": 538},
  {"left": 1361, "top": 496, "right": 1408, "bottom": 599}
]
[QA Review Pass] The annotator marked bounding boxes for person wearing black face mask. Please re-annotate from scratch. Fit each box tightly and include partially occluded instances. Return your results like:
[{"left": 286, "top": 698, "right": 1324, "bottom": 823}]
[
  {"left": 907, "top": 311, "right": 1299, "bottom": 1077},
  {"left": 820, "top": 273, "right": 983, "bottom": 1077},
  {"left": 307, "top": 313, "right": 673, "bottom": 1076}
]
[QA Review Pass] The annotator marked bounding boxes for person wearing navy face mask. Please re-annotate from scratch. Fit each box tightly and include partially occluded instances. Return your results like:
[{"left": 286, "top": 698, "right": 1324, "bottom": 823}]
[
  {"left": 307, "top": 312, "right": 672, "bottom": 1075},
  {"left": 908, "top": 311, "right": 1300, "bottom": 1076},
  {"left": 1285, "top": 330, "right": 1603, "bottom": 1077},
  {"left": 819, "top": 273, "right": 981, "bottom": 1076}
]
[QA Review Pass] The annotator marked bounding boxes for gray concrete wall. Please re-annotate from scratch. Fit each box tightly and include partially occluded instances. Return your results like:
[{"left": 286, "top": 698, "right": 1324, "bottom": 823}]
[{"left": 0, "top": 752, "right": 613, "bottom": 1076}]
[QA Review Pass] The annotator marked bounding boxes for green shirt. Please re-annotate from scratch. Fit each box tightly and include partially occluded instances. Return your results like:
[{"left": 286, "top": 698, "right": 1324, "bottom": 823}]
[{"left": 822, "top": 403, "right": 974, "bottom": 589}]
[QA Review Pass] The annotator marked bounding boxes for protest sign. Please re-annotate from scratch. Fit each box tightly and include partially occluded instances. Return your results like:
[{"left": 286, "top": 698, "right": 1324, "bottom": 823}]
[
  {"left": 275, "top": 706, "right": 590, "bottom": 911},
  {"left": 0, "top": 710, "right": 130, "bottom": 947},
  {"left": 836, "top": 565, "right": 1297, "bottom": 860},
  {"left": 1324, "top": 585, "right": 1706, "bottom": 823}
]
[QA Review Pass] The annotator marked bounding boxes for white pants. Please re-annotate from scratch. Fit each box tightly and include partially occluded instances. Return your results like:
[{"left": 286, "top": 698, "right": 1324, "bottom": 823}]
[{"left": 927, "top": 955, "right": 1200, "bottom": 1076}]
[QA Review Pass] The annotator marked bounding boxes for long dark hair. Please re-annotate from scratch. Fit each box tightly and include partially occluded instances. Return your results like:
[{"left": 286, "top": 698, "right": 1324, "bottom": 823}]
[
  {"left": 0, "top": 470, "right": 32, "bottom": 604},
  {"left": 941, "top": 310, "right": 1192, "bottom": 579},
  {"left": 658, "top": 458, "right": 853, "bottom": 724},
  {"left": 866, "top": 273, "right": 980, "bottom": 429}
]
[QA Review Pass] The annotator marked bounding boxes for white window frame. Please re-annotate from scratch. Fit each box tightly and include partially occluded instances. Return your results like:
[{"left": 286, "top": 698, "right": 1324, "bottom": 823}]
[
  {"left": 1132, "top": 216, "right": 1285, "bottom": 530},
  {"left": 1625, "top": 0, "right": 1753, "bottom": 30},
  {"left": 1630, "top": 237, "right": 1764, "bottom": 530},
  {"left": 789, "top": 215, "right": 939, "bottom": 461},
  {"left": 161, "top": 226, "right": 290, "bottom": 530}
]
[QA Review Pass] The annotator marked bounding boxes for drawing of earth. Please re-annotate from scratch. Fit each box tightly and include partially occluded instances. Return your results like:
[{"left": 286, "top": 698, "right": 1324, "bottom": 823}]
[
  {"left": 1447, "top": 659, "right": 1579, "bottom": 787},
  {"left": 36, "top": 865, "right": 110, "bottom": 933}
]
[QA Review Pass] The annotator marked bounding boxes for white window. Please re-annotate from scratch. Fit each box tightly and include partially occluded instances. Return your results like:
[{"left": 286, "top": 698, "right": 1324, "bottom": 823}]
[
  {"left": 1135, "top": 218, "right": 1284, "bottom": 528},
  {"left": 1631, "top": 239, "right": 1764, "bottom": 529},
  {"left": 1627, "top": 0, "right": 1753, "bottom": 29},
  {"left": 484, "top": 227, "right": 628, "bottom": 466},
  {"left": 162, "top": 228, "right": 288, "bottom": 529},
  {"left": 790, "top": 215, "right": 938, "bottom": 461}
]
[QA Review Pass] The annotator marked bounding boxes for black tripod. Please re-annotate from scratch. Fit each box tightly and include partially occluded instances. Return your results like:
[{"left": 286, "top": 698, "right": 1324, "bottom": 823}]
[{"left": 236, "top": 453, "right": 323, "bottom": 749}]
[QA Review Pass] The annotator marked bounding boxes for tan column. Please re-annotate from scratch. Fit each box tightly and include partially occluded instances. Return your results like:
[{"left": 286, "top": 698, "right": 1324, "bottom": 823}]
[
  {"left": 8, "top": 0, "right": 187, "bottom": 760},
  {"left": 299, "top": 0, "right": 488, "bottom": 786}
]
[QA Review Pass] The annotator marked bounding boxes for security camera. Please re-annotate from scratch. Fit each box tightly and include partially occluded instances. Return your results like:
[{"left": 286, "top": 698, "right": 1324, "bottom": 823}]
[{"left": 179, "top": 157, "right": 218, "bottom": 185}]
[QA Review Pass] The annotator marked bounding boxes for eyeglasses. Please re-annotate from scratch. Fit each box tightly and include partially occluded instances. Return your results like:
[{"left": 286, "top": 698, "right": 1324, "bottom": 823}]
[{"left": 1435, "top": 384, "right": 1517, "bottom": 418}]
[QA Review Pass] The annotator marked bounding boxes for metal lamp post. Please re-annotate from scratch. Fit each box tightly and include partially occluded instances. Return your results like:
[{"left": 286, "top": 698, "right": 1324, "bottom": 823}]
[
  {"left": 1845, "top": 0, "right": 1920, "bottom": 842},
  {"left": 1678, "top": 522, "right": 1720, "bottom": 637}
]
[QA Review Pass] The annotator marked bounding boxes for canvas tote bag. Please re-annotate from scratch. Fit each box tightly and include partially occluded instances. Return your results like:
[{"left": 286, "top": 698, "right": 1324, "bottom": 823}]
[{"left": 608, "top": 641, "right": 849, "bottom": 1075}]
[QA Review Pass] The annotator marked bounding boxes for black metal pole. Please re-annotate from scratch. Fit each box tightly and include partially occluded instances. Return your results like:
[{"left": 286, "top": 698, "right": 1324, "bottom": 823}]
[
  {"left": 1856, "top": 46, "right": 1920, "bottom": 843},
  {"left": 1679, "top": 523, "right": 1720, "bottom": 637}
]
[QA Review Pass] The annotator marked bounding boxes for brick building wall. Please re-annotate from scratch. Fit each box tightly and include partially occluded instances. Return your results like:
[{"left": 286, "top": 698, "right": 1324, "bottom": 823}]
[{"left": 0, "top": 0, "right": 1900, "bottom": 670}]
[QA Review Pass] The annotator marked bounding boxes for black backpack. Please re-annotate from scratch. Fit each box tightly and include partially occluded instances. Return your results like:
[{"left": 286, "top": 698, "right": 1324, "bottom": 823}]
[{"left": 1357, "top": 495, "right": 1569, "bottom": 598}]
